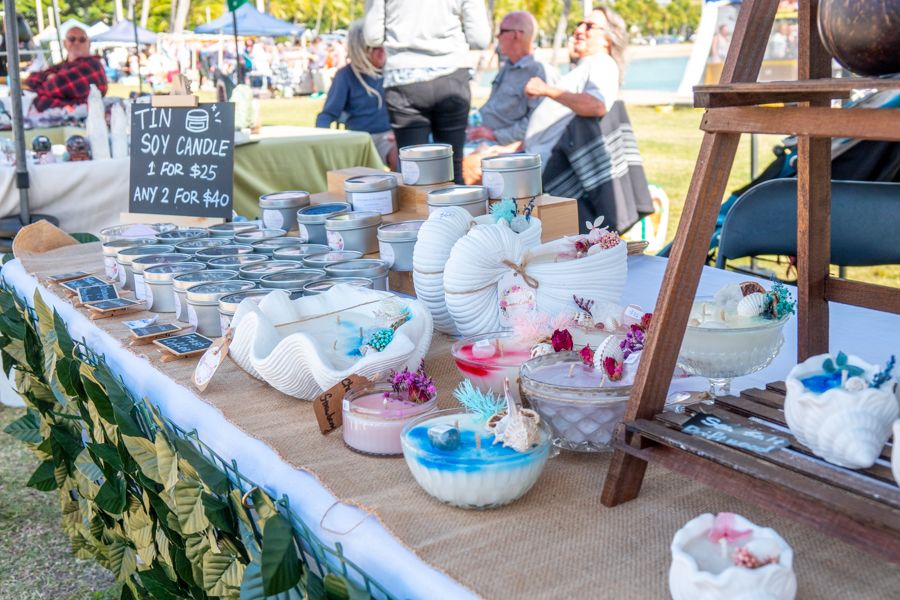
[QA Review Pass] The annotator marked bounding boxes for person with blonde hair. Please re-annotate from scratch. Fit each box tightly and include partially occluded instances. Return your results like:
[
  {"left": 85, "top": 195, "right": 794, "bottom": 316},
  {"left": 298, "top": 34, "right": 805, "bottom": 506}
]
[{"left": 316, "top": 21, "right": 396, "bottom": 169}]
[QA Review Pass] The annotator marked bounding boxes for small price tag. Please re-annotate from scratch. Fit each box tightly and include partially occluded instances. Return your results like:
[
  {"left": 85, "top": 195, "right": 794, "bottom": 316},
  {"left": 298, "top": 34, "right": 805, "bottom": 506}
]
[
  {"left": 313, "top": 374, "right": 371, "bottom": 434},
  {"left": 497, "top": 270, "right": 537, "bottom": 328},
  {"left": 193, "top": 333, "right": 231, "bottom": 392},
  {"left": 682, "top": 412, "right": 790, "bottom": 454}
]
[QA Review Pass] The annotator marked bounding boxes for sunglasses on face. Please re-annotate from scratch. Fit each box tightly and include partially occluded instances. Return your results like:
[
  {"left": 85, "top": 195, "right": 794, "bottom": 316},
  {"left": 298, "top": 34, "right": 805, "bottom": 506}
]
[
  {"left": 497, "top": 28, "right": 523, "bottom": 36},
  {"left": 67, "top": 36, "right": 87, "bottom": 43},
  {"left": 575, "top": 21, "right": 603, "bottom": 32}
]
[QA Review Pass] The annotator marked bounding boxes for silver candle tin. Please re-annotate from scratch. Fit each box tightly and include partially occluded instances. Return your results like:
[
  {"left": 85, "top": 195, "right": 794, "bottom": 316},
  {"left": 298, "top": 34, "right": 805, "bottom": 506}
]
[
  {"left": 301, "top": 277, "right": 373, "bottom": 296},
  {"left": 218, "top": 289, "right": 272, "bottom": 333},
  {"left": 174, "top": 237, "right": 230, "bottom": 255},
  {"left": 186, "top": 280, "right": 257, "bottom": 338},
  {"left": 234, "top": 228, "right": 286, "bottom": 244},
  {"left": 259, "top": 269, "right": 326, "bottom": 290},
  {"left": 272, "top": 243, "right": 331, "bottom": 262},
  {"left": 196, "top": 245, "right": 254, "bottom": 263},
  {"left": 324, "top": 259, "right": 389, "bottom": 291},
  {"left": 238, "top": 260, "right": 304, "bottom": 281},
  {"left": 155, "top": 228, "right": 208, "bottom": 243},
  {"left": 144, "top": 262, "right": 206, "bottom": 313},
  {"left": 480, "top": 153, "right": 542, "bottom": 199},
  {"left": 324, "top": 211, "right": 382, "bottom": 254},
  {"left": 426, "top": 185, "right": 488, "bottom": 216},
  {"left": 296, "top": 202, "right": 351, "bottom": 244},
  {"left": 172, "top": 270, "right": 238, "bottom": 323},
  {"left": 115, "top": 244, "right": 175, "bottom": 290},
  {"left": 131, "top": 253, "right": 192, "bottom": 302},
  {"left": 251, "top": 237, "right": 306, "bottom": 256},
  {"left": 99, "top": 222, "right": 176, "bottom": 244},
  {"left": 207, "top": 222, "right": 260, "bottom": 238},
  {"left": 376, "top": 220, "right": 424, "bottom": 272},
  {"left": 302, "top": 250, "right": 364, "bottom": 270},
  {"left": 259, "top": 191, "right": 310, "bottom": 230},
  {"left": 102, "top": 238, "right": 157, "bottom": 281},
  {"left": 206, "top": 254, "right": 269, "bottom": 270},
  {"left": 344, "top": 175, "right": 398, "bottom": 215},
  {"left": 399, "top": 143, "right": 453, "bottom": 185}
]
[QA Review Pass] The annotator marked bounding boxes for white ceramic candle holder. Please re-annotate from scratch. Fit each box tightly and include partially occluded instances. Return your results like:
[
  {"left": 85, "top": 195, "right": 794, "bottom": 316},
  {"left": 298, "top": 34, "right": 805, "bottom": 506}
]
[{"left": 784, "top": 353, "right": 898, "bottom": 469}]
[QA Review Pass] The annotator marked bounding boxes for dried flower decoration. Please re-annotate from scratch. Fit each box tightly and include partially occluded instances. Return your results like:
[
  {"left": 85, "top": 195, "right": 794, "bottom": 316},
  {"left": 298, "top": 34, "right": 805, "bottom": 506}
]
[
  {"left": 385, "top": 361, "right": 436, "bottom": 404},
  {"left": 870, "top": 355, "right": 896, "bottom": 389},
  {"left": 732, "top": 547, "right": 777, "bottom": 570},
  {"left": 579, "top": 344, "right": 594, "bottom": 366},
  {"left": 573, "top": 295, "right": 595, "bottom": 317},
  {"left": 707, "top": 513, "right": 752, "bottom": 545},
  {"left": 490, "top": 198, "right": 518, "bottom": 225},
  {"left": 763, "top": 281, "right": 796, "bottom": 320},
  {"left": 551, "top": 329, "right": 574, "bottom": 352},
  {"left": 602, "top": 356, "right": 624, "bottom": 381}
]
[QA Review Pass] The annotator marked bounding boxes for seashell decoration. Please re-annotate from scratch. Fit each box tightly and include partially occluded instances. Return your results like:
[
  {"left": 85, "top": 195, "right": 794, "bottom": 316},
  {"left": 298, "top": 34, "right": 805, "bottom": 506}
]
[
  {"left": 593, "top": 335, "right": 624, "bottom": 370},
  {"left": 784, "top": 353, "right": 899, "bottom": 469},
  {"left": 486, "top": 379, "right": 542, "bottom": 453},
  {"left": 229, "top": 286, "right": 433, "bottom": 400},
  {"left": 530, "top": 342, "right": 554, "bottom": 358},
  {"left": 736, "top": 292, "right": 767, "bottom": 317}
]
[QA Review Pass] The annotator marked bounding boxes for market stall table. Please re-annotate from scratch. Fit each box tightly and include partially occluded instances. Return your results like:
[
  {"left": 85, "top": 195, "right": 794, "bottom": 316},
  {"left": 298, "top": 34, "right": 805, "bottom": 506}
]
[{"left": 3, "top": 244, "right": 898, "bottom": 599}]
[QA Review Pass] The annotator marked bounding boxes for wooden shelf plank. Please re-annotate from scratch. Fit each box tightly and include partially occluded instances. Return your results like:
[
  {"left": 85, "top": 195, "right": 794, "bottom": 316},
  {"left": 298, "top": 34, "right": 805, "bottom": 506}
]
[
  {"left": 694, "top": 77, "right": 900, "bottom": 108},
  {"left": 826, "top": 277, "right": 900, "bottom": 314},
  {"left": 701, "top": 106, "right": 900, "bottom": 141}
]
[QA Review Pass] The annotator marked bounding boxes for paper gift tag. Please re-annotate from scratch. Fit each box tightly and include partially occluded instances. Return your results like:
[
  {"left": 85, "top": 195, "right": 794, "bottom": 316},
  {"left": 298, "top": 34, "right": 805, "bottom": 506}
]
[
  {"left": 193, "top": 333, "right": 231, "bottom": 392},
  {"left": 497, "top": 270, "right": 537, "bottom": 328},
  {"left": 313, "top": 374, "right": 371, "bottom": 434}
]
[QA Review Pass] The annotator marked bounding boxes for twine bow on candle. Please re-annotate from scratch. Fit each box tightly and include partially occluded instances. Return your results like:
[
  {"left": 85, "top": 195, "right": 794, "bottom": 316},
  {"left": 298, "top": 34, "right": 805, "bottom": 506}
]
[{"left": 501, "top": 258, "right": 540, "bottom": 289}]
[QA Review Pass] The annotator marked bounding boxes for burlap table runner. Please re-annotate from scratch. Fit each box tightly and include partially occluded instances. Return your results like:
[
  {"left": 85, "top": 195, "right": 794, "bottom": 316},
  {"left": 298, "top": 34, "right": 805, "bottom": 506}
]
[{"left": 17, "top": 243, "right": 899, "bottom": 599}]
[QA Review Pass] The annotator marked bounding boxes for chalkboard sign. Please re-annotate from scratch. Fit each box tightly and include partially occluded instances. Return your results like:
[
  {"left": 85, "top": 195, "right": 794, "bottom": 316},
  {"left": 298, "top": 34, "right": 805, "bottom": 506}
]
[
  {"left": 682, "top": 412, "right": 790, "bottom": 454},
  {"left": 154, "top": 332, "right": 213, "bottom": 356},
  {"left": 129, "top": 103, "right": 235, "bottom": 219},
  {"left": 79, "top": 284, "right": 119, "bottom": 304},
  {"left": 86, "top": 298, "right": 143, "bottom": 312},
  {"left": 61, "top": 276, "right": 108, "bottom": 292},
  {"left": 132, "top": 323, "right": 181, "bottom": 339},
  {"left": 49, "top": 271, "right": 91, "bottom": 283}
]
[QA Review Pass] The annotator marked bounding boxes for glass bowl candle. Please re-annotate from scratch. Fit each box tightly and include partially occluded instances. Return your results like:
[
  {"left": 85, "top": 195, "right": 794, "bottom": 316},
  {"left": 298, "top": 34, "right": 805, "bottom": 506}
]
[
  {"left": 520, "top": 352, "right": 631, "bottom": 452},
  {"left": 342, "top": 382, "right": 438, "bottom": 456},
  {"left": 401, "top": 408, "right": 551, "bottom": 509},
  {"left": 450, "top": 331, "right": 533, "bottom": 401}
]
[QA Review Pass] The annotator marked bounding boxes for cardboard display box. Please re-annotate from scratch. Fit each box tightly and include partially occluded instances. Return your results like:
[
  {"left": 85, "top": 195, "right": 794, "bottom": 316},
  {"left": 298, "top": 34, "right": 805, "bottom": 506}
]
[{"left": 530, "top": 194, "right": 579, "bottom": 242}]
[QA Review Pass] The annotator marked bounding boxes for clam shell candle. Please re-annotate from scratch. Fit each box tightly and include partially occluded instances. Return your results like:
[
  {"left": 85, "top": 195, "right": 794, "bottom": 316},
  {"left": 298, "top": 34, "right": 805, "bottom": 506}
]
[
  {"left": 451, "top": 331, "right": 533, "bottom": 401},
  {"left": 296, "top": 202, "right": 351, "bottom": 244},
  {"left": 669, "top": 513, "right": 797, "bottom": 600},
  {"left": 343, "top": 378, "right": 438, "bottom": 456}
]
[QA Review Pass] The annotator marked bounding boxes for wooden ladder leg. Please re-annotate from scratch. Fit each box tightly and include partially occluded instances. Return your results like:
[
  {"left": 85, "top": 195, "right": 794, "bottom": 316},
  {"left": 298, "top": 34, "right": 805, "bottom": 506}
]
[{"left": 601, "top": 0, "right": 782, "bottom": 507}]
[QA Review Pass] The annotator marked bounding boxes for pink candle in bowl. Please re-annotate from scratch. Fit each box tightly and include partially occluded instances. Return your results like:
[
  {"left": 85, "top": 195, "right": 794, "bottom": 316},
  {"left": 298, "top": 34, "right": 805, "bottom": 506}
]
[
  {"left": 450, "top": 331, "right": 533, "bottom": 401},
  {"left": 342, "top": 383, "right": 438, "bottom": 456}
]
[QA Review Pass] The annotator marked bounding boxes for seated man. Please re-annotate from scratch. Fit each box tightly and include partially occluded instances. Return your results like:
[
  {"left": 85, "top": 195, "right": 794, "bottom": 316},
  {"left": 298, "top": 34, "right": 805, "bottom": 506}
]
[{"left": 25, "top": 26, "right": 107, "bottom": 112}]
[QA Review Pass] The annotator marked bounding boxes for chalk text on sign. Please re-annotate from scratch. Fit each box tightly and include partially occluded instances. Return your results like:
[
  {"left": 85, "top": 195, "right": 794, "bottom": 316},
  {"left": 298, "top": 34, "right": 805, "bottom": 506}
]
[
  {"left": 175, "top": 136, "right": 231, "bottom": 157},
  {"left": 135, "top": 107, "right": 172, "bottom": 130}
]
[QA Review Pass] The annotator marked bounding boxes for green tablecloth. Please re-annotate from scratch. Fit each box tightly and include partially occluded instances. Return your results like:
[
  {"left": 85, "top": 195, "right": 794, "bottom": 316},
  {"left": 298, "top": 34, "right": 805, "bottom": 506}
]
[{"left": 233, "top": 126, "right": 384, "bottom": 219}]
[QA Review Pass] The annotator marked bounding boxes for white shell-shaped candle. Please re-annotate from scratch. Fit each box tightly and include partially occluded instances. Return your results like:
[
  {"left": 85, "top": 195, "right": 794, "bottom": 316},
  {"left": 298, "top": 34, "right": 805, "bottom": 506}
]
[{"left": 736, "top": 292, "right": 767, "bottom": 317}]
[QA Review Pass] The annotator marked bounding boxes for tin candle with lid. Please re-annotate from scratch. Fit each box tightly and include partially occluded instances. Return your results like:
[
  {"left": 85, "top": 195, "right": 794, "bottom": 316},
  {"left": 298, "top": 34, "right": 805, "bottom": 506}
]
[
  {"left": 259, "top": 269, "right": 326, "bottom": 290},
  {"left": 344, "top": 175, "right": 398, "bottom": 215},
  {"left": 156, "top": 228, "right": 208, "bottom": 243},
  {"left": 99, "top": 223, "right": 176, "bottom": 244},
  {"left": 196, "top": 245, "right": 254, "bottom": 263},
  {"left": 480, "top": 153, "right": 542, "bottom": 199},
  {"left": 259, "top": 191, "right": 310, "bottom": 230},
  {"left": 301, "top": 277, "right": 373, "bottom": 296},
  {"left": 218, "top": 289, "right": 272, "bottom": 333},
  {"left": 144, "top": 262, "right": 205, "bottom": 313},
  {"left": 296, "top": 202, "right": 351, "bottom": 244},
  {"left": 399, "top": 143, "right": 453, "bottom": 185},
  {"left": 131, "top": 253, "right": 192, "bottom": 302},
  {"left": 251, "top": 237, "right": 305, "bottom": 256},
  {"left": 116, "top": 244, "right": 175, "bottom": 290},
  {"left": 238, "top": 260, "right": 304, "bottom": 281},
  {"left": 324, "top": 259, "right": 389, "bottom": 291},
  {"left": 172, "top": 270, "right": 238, "bottom": 323},
  {"left": 426, "top": 185, "right": 488, "bottom": 217},
  {"left": 272, "top": 243, "right": 331, "bottom": 262},
  {"left": 102, "top": 238, "right": 156, "bottom": 281},
  {"left": 174, "top": 237, "right": 230, "bottom": 255},
  {"left": 376, "top": 220, "right": 424, "bottom": 272},
  {"left": 234, "top": 228, "right": 286, "bottom": 244},
  {"left": 302, "top": 251, "right": 364, "bottom": 270},
  {"left": 186, "top": 280, "right": 257, "bottom": 338},
  {"left": 207, "top": 254, "right": 269, "bottom": 270},
  {"left": 325, "top": 211, "right": 382, "bottom": 254},
  {"left": 207, "top": 222, "right": 259, "bottom": 239}
]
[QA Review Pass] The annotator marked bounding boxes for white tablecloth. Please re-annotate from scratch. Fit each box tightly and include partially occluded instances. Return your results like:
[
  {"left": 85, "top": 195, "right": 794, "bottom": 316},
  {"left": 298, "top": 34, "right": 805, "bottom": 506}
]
[{"left": 2, "top": 254, "right": 897, "bottom": 598}]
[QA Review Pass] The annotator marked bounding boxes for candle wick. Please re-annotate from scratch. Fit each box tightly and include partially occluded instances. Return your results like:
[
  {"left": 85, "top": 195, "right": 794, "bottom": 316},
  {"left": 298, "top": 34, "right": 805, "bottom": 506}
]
[
  {"left": 498, "top": 339, "right": 504, "bottom": 357},
  {"left": 475, "top": 432, "right": 482, "bottom": 450},
  {"left": 359, "top": 326, "right": 363, "bottom": 339},
  {"left": 568, "top": 363, "right": 576, "bottom": 377},
  {"left": 842, "top": 369, "right": 848, "bottom": 385},
  {"left": 720, "top": 538, "right": 728, "bottom": 561},
  {"left": 333, "top": 339, "right": 337, "bottom": 351},
  {"left": 336, "top": 315, "right": 341, "bottom": 324}
]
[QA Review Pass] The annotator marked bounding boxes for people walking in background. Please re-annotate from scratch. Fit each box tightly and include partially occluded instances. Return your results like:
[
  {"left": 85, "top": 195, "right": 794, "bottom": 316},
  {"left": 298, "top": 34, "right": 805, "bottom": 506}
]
[
  {"left": 316, "top": 21, "right": 397, "bottom": 170},
  {"left": 364, "top": 0, "right": 491, "bottom": 183}
]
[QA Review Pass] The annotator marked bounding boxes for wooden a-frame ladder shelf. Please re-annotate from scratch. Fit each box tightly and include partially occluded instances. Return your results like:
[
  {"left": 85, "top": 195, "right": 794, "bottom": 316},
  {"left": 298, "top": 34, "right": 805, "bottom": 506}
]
[{"left": 599, "top": 0, "right": 900, "bottom": 564}]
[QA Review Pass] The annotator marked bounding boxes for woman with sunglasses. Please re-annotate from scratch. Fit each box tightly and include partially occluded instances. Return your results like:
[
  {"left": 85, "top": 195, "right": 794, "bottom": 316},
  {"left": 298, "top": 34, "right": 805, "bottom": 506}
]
[{"left": 24, "top": 25, "right": 107, "bottom": 113}]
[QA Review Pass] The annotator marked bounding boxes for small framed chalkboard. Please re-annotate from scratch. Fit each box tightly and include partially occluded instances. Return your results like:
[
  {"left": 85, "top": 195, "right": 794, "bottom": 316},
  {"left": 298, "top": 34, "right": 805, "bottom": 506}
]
[
  {"left": 49, "top": 271, "right": 91, "bottom": 283},
  {"left": 129, "top": 103, "right": 235, "bottom": 219},
  {"left": 79, "top": 284, "right": 119, "bottom": 304},
  {"left": 132, "top": 323, "right": 182, "bottom": 339},
  {"left": 154, "top": 332, "right": 213, "bottom": 361},
  {"left": 61, "top": 276, "right": 108, "bottom": 292},
  {"left": 86, "top": 298, "right": 143, "bottom": 313}
]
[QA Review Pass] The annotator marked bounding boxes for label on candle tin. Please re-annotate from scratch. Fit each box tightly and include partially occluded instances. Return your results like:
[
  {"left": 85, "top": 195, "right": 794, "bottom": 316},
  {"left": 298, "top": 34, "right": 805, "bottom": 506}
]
[
  {"left": 483, "top": 171, "right": 504, "bottom": 198},
  {"left": 193, "top": 334, "right": 230, "bottom": 393},
  {"left": 378, "top": 241, "right": 395, "bottom": 268},
  {"left": 144, "top": 281, "right": 154, "bottom": 310},
  {"left": 133, "top": 274, "right": 146, "bottom": 300},
  {"left": 187, "top": 304, "right": 199, "bottom": 328},
  {"left": 173, "top": 292, "right": 182, "bottom": 320},
  {"left": 350, "top": 190, "right": 394, "bottom": 215},
  {"left": 401, "top": 160, "right": 419, "bottom": 185},
  {"left": 327, "top": 230, "right": 345, "bottom": 250},
  {"left": 118, "top": 264, "right": 127, "bottom": 286},
  {"left": 497, "top": 271, "right": 537, "bottom": 328},
  {"left": 104, "top": 256, "right": 117, "bottom": 280},
  {"left": 262, "top": 208, "right": 284, "bottom": 230},
  {"left": 297, "top": 223, "right": 310, "bottom": 243},
  {"left": 682, "top": 412, "right": 789, "bottom": 454},
  {"left": 313, "top": 374, "right": 372, "bottom": 434}
]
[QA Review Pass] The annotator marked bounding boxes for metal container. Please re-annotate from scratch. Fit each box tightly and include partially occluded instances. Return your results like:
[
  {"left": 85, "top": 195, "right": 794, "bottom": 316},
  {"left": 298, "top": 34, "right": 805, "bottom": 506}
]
[
  {"left": 302, "top": 250, "right": 363, "bottom": 270},
  {"left": 399, "top": 143, "right": 453, "bottom": 185},
  {"left": 116, "top": 244, "right": 175, "bottom": 290},
  {"left": 344, "top": 175, "right": 398, "bottom": 215},
  {"left": 376, "top": 220, "right": 424, "bottom": 272},
  {"left": 144, "top": 262, "right": 206, "bottom": 313},
  {"left": 156, "top": 228, "right": 208, "bottom": 243},
  {"left": 272, "top": 243, "right": 331, "bottom": 262},
  {"left": 324, "top": 259, "right": 389, "bottom": 291},
  {"left": 259, "top": 191, "right": 310, "bottom": 230},
  {"left": 218, "top": 289, "right": 272, "bottom": 333},
  {"left": 426, "top": 185, "right": 488, "bottom": 217},
  {"left": 480, "top": 153, "right": 542, "bottom": 199},
  {"left": 102, "top": 238, "right": 157, "bottom": 281},
  {"left": 238, "top": 260, "right": 304, "bottom": 281},
  {"left": 207, "top": 222, "right": 259, "bottom": 238},
  {"left": 234, "top": 228, "right": 286, "bottom": 244},
  {"left": 207, "top": 254, "right": 269, "bottom": 270},
  {"left": 295, "top": 202, "right": 351, "bottom": 244},
  {"left": 99, "top": 223, "right": 176, "bottom": 244},
  {"left": 302, "top": 277, "right": 373, "bottom": 296},
  {"left": 251, "top": 237, "right": 305, "bottom": 256},
  {"left": 174, "top": 237, "right": 230, "bottom": 255},
  {"left": 172, "top": 270, "right": 238, "bottom": 323},
  {"left": 324, "top": 211, "right": 382, "bottom": 254},
  {"left": 186, "top": 280, "right": 257, "bottom": 338},
  {"left": 196, "top": 244, "right": 254, "bottom": 263},
  {"left": 259, "top": 269, "right": 326, "bottom": 290},
  {"left": 131, "top": 253, "right": 192, "bottom": 302}
]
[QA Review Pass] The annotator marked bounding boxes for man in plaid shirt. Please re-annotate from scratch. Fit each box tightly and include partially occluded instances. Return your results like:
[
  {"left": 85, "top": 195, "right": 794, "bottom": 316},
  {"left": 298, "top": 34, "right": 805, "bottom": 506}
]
[{"left": 25, "top": 26, "right": 107, "bottom": 112}]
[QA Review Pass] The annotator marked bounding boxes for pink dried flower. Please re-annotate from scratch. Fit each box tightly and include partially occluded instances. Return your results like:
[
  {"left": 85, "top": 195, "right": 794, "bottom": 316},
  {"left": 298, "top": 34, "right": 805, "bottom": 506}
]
[
  {"left": 579, "top": 344, "right": 594, "bottom": 366},
  {"left": 574, "top": 237, "right": 591, "bottom": 255},
  {"left": 550, "top": 312, "right": 575, "bottom": 332},
  {"left": 551, "top": 329, "right": 574, "bottom": 352},
  {"left": 603, "top": 357, "right": 624, "bottom": 381},
  {"left": 597, "top": 232, "right": 621, "bottom": 249},
  {"left": 733, "top": 547, "right": 777, "bottom": 570},
  {"left": 387, "top": 361, "right": 436, "bottom": 404},
  {"left": 708, "top": 513, "right": 752, "bottom": 545},
  {"left": 587, "top": 227, "right": 604, "bottom": 244},
  {"left": 640, "top": 312, "right": 652, "bottom": 331},
  {"left": 510, "top": 312, "right": 551, "bottom": 345}
]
